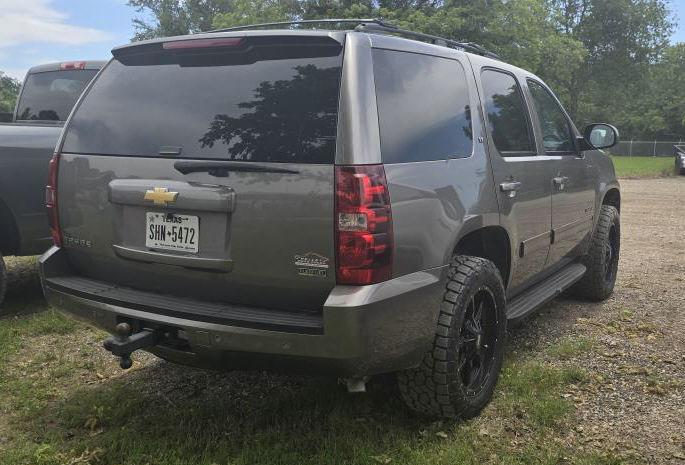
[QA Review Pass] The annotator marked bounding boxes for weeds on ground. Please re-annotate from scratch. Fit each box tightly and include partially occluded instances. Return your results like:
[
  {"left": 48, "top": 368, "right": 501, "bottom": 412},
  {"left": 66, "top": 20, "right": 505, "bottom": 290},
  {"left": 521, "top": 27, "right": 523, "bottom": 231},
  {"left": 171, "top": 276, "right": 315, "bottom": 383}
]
[
  {"left": 610, "top": 156, "right": 676, "bottom": 178},
  {"left": 0, "top": 311, "right": 631, "bottom": 465},
  {"left": 547, "top": 336, "right": 596, "bottom": 360}
]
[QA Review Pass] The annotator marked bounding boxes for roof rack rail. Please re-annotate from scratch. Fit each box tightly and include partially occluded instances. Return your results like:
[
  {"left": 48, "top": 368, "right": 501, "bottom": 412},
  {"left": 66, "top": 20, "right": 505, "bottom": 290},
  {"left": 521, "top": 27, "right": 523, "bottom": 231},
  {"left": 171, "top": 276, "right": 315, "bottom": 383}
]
[
  {"left": 207, "top": 18, "right": 500, "bottom": 60},
  {"left": 208, "top": 18, "right": 380, "bottom": 33},
  {"left": 355, "top": 21, "right": 500, "bottom": 60}
]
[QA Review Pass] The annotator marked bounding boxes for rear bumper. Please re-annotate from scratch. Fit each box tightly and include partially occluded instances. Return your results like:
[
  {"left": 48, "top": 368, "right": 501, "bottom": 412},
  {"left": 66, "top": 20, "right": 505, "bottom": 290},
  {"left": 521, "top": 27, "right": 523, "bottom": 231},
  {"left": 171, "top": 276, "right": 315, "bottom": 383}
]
[{"left": 40, "top": 246, "right": 446, "bottom": 377}]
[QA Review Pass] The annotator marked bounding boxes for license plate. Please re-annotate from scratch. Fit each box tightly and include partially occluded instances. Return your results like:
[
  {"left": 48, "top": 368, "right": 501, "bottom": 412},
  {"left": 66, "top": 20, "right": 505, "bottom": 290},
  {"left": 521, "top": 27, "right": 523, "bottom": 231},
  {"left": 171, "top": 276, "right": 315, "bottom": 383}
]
[{"left": 145, "top": 212, "right": 199, "bottom": 253}]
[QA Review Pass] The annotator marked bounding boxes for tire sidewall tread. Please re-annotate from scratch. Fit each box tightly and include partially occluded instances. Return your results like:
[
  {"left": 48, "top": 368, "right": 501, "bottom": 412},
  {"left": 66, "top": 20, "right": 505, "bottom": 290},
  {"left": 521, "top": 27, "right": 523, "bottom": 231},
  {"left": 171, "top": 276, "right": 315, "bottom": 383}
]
[
  {"left": 571, "top": 205, "right": 620, "bottom": 301},
  {"left": 398, "top": 255, "right": 507, "bottom": 419}
]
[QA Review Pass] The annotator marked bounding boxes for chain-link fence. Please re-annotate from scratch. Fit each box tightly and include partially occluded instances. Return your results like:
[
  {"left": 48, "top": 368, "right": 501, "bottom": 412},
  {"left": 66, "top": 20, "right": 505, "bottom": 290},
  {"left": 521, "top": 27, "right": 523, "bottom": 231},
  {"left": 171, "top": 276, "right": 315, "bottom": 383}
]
[{"left": 611, "top": 140, "right": 683, "bottom": 157}]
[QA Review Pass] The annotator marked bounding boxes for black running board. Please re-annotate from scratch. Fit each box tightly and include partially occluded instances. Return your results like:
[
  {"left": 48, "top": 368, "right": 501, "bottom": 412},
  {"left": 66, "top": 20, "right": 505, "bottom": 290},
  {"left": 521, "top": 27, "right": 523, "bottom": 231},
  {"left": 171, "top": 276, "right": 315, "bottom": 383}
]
[{"left": 506, "top": 263, "right": 586, "bottom": 323}]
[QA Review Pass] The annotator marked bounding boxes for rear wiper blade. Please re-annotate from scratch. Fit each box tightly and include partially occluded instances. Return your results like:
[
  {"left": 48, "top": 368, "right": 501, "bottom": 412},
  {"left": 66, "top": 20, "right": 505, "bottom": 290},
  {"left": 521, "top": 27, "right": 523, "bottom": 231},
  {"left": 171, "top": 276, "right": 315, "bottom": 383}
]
[{"left": 174, "top": 160, "right": 299, "bottom": 177}]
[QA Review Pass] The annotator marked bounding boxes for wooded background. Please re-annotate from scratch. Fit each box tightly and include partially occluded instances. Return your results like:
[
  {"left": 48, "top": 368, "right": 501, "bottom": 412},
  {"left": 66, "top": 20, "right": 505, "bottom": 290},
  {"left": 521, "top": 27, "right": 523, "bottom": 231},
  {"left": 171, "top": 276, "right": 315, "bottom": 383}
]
[{"left": 1, "top": 0, "right": 683, "bottom": 141}]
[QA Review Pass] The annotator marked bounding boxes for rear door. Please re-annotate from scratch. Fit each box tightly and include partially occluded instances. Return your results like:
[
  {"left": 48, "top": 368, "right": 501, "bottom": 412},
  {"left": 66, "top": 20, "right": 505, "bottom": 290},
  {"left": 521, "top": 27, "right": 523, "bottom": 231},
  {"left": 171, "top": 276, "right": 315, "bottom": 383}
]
[
  {"left": 476, "top": 67, "right": 554, "bottom": 290},
  {"left": 525, "top": 79, "right": 595, "bottom": 266},
  {"left": 57, "top": 35, "right": 344, "bottom": 312}
]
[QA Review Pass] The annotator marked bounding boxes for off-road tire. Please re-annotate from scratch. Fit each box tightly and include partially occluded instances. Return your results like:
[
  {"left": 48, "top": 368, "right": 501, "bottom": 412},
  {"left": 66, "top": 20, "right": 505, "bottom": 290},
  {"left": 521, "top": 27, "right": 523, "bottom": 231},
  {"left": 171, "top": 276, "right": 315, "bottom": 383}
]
[
  {"left": 0, "top": 253, "right": 6, "bottom": 312},
  {"left": 569, "top": 205, "right": 620, "bottom": 301},
  {"left": 397, "top": 256, "right": 507, "bottom": 419}
]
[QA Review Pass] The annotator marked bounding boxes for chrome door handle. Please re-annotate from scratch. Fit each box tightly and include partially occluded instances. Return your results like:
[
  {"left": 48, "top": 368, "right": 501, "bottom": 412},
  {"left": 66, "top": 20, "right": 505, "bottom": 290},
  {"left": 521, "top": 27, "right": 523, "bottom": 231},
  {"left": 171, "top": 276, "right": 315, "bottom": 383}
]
[{"left": 500, "top": 181, "right": 522, "bottom": 197}]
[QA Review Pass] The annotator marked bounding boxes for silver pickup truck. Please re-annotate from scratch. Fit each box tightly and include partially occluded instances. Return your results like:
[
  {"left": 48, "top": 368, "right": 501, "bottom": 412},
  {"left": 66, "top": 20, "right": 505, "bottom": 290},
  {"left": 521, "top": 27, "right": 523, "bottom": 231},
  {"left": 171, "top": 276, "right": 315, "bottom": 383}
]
[{"left": 0, "top": 61, "right": 103, "bottom": 308}]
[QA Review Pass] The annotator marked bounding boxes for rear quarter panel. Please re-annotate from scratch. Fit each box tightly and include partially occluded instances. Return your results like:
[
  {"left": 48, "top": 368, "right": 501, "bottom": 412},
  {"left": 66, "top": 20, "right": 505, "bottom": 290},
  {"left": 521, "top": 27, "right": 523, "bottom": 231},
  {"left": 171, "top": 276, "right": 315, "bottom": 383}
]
[
  {"left": 364, "top": 36, "right": 501, "bottom": 277},
  {"left": 386, "top": 157, "right": 500, "bottom": 276}
]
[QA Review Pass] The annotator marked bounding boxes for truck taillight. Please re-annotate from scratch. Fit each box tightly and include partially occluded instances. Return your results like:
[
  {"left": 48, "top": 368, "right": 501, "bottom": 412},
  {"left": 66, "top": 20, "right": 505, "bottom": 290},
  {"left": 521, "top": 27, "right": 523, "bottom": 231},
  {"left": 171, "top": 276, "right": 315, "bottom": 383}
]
[
  {"left": 335, "top": 165, "right": 393, "bottom": 285},
  {"left": 46, "top": 153, "right": 62, "bottom": 247},
  {"left": 60, "top": 61, "right": 86, "bottom": 70}
]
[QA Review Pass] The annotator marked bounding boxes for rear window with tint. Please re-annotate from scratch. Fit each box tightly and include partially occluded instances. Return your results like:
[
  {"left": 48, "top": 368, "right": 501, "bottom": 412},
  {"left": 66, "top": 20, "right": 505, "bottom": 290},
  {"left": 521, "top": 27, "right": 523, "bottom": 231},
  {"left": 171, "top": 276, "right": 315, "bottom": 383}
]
[
  {"left": 373, "top": 49, "right": 473, "bottom": 164},
  {"left": 62, "top": 40, "right": 343, "bottom": 163},
  {"left": 16, "top": 70, "right": 97, "bottom": 121}
]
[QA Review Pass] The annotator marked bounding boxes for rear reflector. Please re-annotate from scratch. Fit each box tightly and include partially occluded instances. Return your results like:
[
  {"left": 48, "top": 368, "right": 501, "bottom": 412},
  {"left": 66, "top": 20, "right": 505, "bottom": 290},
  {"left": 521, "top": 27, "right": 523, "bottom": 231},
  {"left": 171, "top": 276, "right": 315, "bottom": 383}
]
[
  {"left": 335, "top": 165, "right": 393, "bottom": 285},
  {"left": 46, "top": 153, "right": 62, "bottom": 247},
  {"left": 162, "top": 37, "right": 244, "bottom": 50},
  {"left": 60, "top": 61, "right": 86, "bottom": 70}
]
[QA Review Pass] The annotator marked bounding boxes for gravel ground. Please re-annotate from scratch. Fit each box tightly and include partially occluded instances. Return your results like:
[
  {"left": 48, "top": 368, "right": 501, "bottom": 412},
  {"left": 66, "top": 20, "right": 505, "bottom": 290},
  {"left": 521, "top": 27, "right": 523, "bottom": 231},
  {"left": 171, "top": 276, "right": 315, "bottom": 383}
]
[
  {"left": 2, "top": 177, "right": 683, "bottom": 463},
  {"left": 509, "top": 177, "right": 685, "bottom": 464}
]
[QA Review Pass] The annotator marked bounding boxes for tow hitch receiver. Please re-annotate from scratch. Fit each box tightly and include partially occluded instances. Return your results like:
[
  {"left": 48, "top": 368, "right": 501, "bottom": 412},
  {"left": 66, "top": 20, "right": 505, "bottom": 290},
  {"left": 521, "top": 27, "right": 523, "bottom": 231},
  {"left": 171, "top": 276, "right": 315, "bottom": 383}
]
[{"left": 102, "top": 322, "right": 157, "bottom": 369}]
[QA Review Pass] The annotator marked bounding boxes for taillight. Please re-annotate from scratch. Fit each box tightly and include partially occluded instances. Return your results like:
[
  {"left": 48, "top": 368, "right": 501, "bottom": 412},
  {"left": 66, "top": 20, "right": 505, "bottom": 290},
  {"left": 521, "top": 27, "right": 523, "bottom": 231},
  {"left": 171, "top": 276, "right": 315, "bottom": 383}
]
[
  {"left": 46, "top": 153, "right": 62, "bottom": 247},
  {"left": 335, "top": 165, "right": 393, "bottom": 285},
  {"left": 60, "top": 61, "right": 86, "bottom": 70}
]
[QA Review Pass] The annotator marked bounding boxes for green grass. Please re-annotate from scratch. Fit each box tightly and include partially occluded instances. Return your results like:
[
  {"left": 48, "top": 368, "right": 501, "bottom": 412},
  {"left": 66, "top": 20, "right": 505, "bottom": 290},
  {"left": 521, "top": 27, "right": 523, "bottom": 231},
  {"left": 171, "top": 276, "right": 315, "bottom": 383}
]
[
  {"left": 0, "top": 312, "right": 632, "bottom": 465},
  {"left": 547, "top": 336, "right": 596, "bottom": 360},
  {"left": 610, "top": 155, "right": 675, "bottom": 178}
]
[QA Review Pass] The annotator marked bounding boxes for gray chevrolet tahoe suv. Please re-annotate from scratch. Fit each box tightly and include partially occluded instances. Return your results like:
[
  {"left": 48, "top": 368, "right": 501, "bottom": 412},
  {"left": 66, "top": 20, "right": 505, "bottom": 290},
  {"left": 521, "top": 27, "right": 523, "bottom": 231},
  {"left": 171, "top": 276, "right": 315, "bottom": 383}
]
[{"left": 40, "top": 20, "right": 621, "bottom": 419}]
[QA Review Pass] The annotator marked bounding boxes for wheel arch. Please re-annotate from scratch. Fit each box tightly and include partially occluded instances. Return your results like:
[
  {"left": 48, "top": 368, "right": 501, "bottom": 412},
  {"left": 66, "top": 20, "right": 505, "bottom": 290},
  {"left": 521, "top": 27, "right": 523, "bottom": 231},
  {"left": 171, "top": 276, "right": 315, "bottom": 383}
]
[
  {"left": 451, "top": 225, "right": 511, "bottom": 288},
  {"left": 601, "top": 187, "right": 621, "bottom": 212}
]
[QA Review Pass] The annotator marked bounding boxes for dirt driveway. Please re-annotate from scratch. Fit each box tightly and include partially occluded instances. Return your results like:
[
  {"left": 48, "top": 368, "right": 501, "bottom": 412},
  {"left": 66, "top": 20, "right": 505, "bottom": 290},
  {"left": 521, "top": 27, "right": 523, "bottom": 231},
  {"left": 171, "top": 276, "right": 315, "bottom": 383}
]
[
  {"left": 509, "top": 177, "right": 685, "bottom": 463},
  {"left": 1, "top": 177, "right": 683, "bottom": 464}
]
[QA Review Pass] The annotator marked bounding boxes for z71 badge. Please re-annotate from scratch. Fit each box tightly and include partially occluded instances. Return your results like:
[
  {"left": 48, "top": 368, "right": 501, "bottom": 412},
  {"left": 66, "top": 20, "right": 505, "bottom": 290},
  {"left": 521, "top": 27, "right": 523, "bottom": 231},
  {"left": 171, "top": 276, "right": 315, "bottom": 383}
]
[{"left": 294, "top": 252, "right": 329, "bottom": 278}]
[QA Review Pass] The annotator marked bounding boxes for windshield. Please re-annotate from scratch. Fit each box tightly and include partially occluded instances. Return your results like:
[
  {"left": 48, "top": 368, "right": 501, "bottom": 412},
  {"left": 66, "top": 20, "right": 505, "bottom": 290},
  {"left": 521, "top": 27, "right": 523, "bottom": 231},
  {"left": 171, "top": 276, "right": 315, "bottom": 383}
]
[
  {"left": 16, "top": 70, "right": 97, "bottom": 121},
  {"left": 62, "top": 40, "right": 343, "bottom": 163}
]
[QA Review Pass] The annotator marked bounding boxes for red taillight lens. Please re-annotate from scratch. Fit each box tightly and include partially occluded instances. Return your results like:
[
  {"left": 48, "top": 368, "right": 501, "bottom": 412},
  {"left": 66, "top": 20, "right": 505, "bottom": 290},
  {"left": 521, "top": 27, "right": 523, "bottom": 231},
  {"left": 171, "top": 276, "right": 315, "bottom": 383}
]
[
  {"left": 335, "top": 165, "right": 393, "bottom": 285},
  {"left": 60, "top": 61, "right": 86, "bottom": 70},
  {"left": 46, "top": 153, "right": 62, "bottom": 247},
  {"left": 162, "top": 37, "right": 244, "bottom": 50}
]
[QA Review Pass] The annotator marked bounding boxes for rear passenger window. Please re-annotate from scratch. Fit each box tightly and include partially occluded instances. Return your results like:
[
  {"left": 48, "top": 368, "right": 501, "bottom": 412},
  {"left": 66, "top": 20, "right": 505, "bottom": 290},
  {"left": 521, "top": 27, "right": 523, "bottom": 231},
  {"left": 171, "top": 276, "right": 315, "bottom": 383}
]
[
  {"left": 373, "top": 50, "right": 473, "bottom": 163},
  {"left": 480, "top": 70, "right": 534, "bottom": 155}
]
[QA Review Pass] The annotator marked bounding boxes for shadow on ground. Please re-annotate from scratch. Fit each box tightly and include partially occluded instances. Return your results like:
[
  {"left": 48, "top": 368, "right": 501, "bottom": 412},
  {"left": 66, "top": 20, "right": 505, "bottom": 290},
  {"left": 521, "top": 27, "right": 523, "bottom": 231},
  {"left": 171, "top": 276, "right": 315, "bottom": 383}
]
[
  {"left": 1, "top": 255, "right": 608, "bottom": 464},
  {"left": 12, "top": 296, "right": 594, "bottom": 464},
  {"left": 32, "top": 363, "right": 441, "bottom": 465}
]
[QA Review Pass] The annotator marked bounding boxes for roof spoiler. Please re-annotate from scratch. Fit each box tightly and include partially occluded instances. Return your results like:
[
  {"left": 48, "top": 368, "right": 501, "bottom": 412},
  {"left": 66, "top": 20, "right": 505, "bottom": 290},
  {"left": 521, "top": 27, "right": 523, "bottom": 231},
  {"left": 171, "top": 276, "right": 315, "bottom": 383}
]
[{"left": 208, "top": 18, "right": 500, "bottom": 60}]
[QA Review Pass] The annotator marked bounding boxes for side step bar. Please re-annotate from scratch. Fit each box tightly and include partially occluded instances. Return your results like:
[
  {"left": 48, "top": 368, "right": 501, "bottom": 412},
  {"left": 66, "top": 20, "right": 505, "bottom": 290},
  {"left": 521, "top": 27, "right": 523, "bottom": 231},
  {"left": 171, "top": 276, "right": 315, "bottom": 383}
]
[{"left": 506, "top": 263, "right": 586, "bottom": 323}]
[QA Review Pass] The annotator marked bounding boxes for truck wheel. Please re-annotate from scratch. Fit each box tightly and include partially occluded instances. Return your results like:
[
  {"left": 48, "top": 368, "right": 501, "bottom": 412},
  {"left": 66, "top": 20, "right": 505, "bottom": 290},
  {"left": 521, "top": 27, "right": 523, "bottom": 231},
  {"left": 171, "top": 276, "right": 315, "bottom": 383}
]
[
  {"left": 570, "top": 205, "right": 620, "bottom": 301},
  {"left": 0, "top": 253, "right": 6, "bottom": 312},
  {"left": 398, "top": 256, "right": 507, "bottom": 419}
]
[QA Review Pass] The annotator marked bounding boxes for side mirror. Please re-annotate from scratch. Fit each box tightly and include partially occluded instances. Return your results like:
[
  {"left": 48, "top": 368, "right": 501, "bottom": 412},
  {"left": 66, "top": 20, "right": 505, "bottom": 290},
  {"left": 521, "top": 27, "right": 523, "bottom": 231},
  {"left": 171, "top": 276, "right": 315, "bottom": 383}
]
[{"left": 579, "top": 123, "right": 619, "bottom": 150}]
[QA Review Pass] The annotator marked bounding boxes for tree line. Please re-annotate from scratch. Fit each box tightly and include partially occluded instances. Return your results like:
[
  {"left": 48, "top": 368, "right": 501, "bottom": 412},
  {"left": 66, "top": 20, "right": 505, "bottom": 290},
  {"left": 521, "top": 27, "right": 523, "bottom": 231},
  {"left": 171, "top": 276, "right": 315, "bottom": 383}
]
[
  {"left": 0, "top": 72, "right": 21, "bottom": 114},
  {"left": 125, "top": 0, "right": 685, "bottom": 141},
  {"left": 1, "top": 0, "right": 682, "bottom": 140}
]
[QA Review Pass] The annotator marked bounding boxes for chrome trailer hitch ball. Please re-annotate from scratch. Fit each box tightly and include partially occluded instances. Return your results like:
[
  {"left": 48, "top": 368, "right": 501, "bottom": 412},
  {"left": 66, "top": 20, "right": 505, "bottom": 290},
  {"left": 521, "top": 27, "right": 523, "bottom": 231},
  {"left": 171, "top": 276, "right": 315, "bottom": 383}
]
[{"left": 102, "top": 322, "right": 157, "bottom": 369}]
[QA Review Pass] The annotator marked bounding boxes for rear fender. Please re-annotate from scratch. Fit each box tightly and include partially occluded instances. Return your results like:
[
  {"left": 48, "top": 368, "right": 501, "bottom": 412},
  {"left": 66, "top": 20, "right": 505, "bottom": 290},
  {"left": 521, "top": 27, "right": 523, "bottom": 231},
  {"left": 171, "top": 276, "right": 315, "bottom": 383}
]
[{"left": 446, "top": 218, "right": 512, "bottom": 287}]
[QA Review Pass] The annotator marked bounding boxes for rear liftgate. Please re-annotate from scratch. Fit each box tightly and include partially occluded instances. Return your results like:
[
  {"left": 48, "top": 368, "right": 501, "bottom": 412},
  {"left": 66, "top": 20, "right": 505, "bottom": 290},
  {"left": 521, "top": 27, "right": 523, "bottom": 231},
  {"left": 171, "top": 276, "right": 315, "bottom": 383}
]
[{"left": 56, "top": 35, "right": 347, "bottom": 368}]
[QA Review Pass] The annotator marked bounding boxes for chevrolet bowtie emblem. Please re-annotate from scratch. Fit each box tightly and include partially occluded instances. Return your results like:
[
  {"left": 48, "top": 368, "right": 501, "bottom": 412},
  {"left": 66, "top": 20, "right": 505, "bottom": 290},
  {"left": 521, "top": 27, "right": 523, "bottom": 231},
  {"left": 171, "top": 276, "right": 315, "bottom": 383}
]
[{"left": 144, "top": 187, "right": 179, "bottom": 206}]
